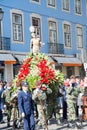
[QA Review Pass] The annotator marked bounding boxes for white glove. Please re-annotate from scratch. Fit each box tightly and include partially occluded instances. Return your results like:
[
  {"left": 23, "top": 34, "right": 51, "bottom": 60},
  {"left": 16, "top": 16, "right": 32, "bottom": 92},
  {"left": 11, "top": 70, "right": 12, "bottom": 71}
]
[
  {"left": 22, "top": 112, "right": 25, "bottom": 118},
  {"left": 2, "top": 109, "right": 4, "bottom": 113},
  {"left": 13, "top": 93, "right": 17, "bottom": 97},
  {"left": 35, "top": 88, "right": 40, "bottom": 94}
]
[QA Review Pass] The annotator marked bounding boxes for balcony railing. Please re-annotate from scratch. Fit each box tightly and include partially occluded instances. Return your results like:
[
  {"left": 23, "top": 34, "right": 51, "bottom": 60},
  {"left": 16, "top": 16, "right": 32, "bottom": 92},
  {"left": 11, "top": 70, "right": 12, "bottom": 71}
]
[
  {"left": 0, "top": 37, "right": 10, "bottom": 50},
  {"left": 48, "top": 43, "right": 64, "bottom": 54}
]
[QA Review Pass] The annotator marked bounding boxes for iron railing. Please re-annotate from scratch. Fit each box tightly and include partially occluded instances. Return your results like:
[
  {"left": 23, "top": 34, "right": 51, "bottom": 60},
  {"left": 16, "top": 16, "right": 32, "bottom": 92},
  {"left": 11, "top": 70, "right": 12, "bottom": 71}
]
[{"left": 48, "top": 43, "right": 64, "bottom": 54}]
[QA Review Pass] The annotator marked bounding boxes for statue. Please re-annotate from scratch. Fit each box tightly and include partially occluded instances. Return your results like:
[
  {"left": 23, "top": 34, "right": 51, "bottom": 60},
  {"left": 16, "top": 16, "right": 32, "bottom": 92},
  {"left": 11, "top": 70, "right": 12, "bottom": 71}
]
[{"left": 29, "top": 26, "right": 41, "bottom": 54}]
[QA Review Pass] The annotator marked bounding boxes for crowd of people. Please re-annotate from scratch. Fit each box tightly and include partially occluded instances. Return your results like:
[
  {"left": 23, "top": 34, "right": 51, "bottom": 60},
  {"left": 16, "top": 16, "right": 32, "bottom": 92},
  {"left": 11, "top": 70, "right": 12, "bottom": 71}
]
[{"left": 0, "top": 75, "right": 87, "bottom": 130}]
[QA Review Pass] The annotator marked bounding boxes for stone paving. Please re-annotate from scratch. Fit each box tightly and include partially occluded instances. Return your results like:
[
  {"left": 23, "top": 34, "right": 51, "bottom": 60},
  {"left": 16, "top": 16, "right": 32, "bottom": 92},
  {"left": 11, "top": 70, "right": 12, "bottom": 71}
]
[{"left": 0, "top": 116, "right": 87, "bottom": 130}]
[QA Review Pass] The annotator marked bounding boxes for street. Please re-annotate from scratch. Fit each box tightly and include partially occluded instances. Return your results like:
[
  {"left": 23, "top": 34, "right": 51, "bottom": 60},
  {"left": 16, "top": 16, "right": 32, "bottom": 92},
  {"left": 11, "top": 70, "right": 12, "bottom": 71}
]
[{"left": 0, "top": 116, "right": 87, "bottom": 130}]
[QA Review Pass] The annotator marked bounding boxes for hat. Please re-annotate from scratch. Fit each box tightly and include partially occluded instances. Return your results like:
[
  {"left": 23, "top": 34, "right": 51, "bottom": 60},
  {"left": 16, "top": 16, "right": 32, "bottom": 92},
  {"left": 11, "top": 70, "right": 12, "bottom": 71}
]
[
  {"left": 41, "top": 84, "right": 47, "bottom": 91},
  {"left": 22, "top": 81, "right": 28, "bottom": 87}
]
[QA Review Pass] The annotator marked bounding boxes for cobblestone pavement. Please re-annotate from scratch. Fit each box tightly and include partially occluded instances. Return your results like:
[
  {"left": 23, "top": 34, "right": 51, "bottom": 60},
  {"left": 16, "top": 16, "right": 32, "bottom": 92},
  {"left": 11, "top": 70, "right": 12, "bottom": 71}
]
[{"left": 0, "top": 116, "right": 87, "bottom": 130}]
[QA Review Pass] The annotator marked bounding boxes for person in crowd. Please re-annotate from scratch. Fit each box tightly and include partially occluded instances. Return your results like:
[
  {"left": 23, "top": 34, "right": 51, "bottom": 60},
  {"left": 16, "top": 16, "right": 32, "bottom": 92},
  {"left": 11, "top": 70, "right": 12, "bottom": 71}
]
[
  {"left": 63, "top": 78, "right": 70, "bottom": 87},
  {"left": 83, "top": 76, "right": 87, "bottom": 87},
  {"left": 75, "top": 76, "right": 83, "bottom": 119},
  {"left": 46, "top": 85, "right": 63, "bottom": 126},
  {"left": 76, "top": 92, "right": 83, "bottom": 120},
  {"left": 3, "top": 81, "right": 7, "bottom": 89},
  {"left": 80, "top": 78, "right": 84, "bottom": 88},
  {"left": 81, "top": 87, "right": 87, "bottom": 121},
  {"left": 18, "top": 81, "right": 35, "bottom": 130},
  {"left": 62, "top": 85, "right": 67, "bottom": 123},
  {"left": 62, "top": 77, "right": 69, "bottom": 123},
  {"left": 1, "top": 82, "right": 13, "bottom": 127},
  {"left": 0, "top": 82, "right": 4, "bottom": 123},
  {"left": 66, "top": 75, "right": 83, "bottom": 129},
  {"left": 32, "top": 81, "right": 52, "bottom": 130},
  {"left": 11, "top": 82, "right": 22, "bottom": 129}
]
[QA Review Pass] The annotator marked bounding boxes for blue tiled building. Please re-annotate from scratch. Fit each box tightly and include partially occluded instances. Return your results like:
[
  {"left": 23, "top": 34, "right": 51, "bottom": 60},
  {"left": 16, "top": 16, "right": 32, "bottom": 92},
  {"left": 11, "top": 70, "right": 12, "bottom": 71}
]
[{"left": 0, "top": 0, "right": 87, "bottom": 81}]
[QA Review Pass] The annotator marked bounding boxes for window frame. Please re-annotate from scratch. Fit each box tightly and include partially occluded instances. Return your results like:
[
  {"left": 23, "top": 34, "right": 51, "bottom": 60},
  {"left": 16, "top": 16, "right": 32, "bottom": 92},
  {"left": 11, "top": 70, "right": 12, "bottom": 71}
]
[
  {"left": 48, "top": 18, "right": 58, "bottom": 54},
  {"left": 62, "top": 0, "right": 70, "bottom": 12},
  {"left": 47, "top": 0, "right": 56, "bottom": 8},
  {"left": 30, "top": 14, "right": 42, "bottom": 40},
  {"left": 11, "top": 9, "right": 24, "bottom": 44},
  {"left": 30, "top": 0, "right": 40, "bottom": 4},
  {"left": 76, "top": 24, "right": 83, "bottom": 49},
  {"left": 86, "top": 0, "right": 87, "bottom": 16},
  {"left": 63, "top": 22, "right": 72, "bottom": 48},
  {"left": 48, "top": 20, "right": 57, "bottom": 43},
  {"left": 74, "top": 0, "right": 82, "bottom": 15}
]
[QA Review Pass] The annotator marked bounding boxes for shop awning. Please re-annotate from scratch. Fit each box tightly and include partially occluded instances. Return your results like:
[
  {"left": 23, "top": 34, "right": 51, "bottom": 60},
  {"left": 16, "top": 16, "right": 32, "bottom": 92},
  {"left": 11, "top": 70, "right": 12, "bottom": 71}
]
[
  {"left": 0, "top": 53, "right": 16, "bottom": 64},
  {"left": 53, "top": 57, "right": 82, "bottom": 66}
]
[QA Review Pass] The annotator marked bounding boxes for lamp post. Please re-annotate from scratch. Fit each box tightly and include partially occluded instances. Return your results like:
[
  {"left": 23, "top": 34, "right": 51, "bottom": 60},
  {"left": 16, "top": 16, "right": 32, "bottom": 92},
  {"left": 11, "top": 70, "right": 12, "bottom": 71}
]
[
  {"left": 0, "top": 8, "right": 4, "bottom": 21},
  {"left": 0, "top": 8, "right": 4, "bottom": 49}
]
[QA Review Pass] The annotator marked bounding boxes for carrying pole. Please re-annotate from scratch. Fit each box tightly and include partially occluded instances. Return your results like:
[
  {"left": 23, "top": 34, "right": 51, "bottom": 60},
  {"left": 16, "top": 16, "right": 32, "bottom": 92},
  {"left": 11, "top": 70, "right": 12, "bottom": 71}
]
[{"left": 37, "top": 92, "right": 48, "bottom": 130}]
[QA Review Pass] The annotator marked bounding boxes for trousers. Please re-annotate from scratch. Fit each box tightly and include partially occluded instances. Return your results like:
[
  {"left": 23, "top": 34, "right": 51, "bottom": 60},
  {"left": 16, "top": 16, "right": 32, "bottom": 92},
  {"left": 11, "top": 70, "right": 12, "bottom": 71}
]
[{"left": 23, "top": 114, "right": 35, "bottom": 130}]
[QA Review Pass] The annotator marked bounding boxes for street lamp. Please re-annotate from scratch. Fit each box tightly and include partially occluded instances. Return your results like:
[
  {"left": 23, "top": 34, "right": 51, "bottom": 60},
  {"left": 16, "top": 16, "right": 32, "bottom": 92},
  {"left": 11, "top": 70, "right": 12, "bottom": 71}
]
[
  {"left": 0, "top": 8, "right": 4, "bottom": 21},
  {"left": 0, "top": 8, "right": 4, "bottom": 50}
]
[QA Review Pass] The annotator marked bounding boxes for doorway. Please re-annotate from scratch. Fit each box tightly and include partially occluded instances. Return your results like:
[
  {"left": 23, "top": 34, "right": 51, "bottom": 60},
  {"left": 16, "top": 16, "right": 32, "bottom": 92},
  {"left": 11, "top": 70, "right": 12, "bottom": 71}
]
[{"left": 67, "top": 67, "right": 74, "bottom": 78}]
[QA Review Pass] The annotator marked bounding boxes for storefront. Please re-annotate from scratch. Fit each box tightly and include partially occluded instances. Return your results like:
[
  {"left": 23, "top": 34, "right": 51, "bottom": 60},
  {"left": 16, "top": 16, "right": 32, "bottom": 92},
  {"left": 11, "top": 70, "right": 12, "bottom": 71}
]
[
  {"left": 0, "top": 53, "right": 83, "bottom": 82},
  {"left": 0, "top": 53, "right": 16, "bottom": 82},
  {"left": 53, "top": 56, "right": 83, "bottom": 78}
]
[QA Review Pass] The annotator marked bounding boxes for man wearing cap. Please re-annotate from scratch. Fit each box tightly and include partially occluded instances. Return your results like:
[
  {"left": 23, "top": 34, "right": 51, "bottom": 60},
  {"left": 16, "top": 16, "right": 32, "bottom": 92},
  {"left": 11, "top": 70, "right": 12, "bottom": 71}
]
[
  {"left": 18, "top": 81, "right": 35, "bottom": 130},
  {"left": 32, "top": 81, "right": 52, "bottom": 130}
]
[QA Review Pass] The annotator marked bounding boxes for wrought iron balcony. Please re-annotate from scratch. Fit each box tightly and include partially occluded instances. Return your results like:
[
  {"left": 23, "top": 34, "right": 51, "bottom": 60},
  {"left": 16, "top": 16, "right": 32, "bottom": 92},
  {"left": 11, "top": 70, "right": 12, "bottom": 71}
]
[
  {"left": 0, "top": 37, "right": 10, "bottom": 50},
  {"left": 48, "top": 43, "right": 64, "bottom": 54}
]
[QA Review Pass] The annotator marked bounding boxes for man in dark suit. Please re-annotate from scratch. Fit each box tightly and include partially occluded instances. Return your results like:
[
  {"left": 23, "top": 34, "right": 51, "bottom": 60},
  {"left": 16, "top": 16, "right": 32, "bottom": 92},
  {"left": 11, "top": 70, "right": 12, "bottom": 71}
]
[{"left": 18, "top": 81, "right": 35, "bottom": 130}]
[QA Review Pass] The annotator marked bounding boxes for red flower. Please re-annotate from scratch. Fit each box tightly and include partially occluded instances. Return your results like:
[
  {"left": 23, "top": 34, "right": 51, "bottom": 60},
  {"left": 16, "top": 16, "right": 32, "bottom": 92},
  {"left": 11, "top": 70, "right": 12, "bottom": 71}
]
[
  {"left": 23, "top": 57, "right": 32, "bottom": 63},
  {"left": 18, "top": 73, "right": 26, "bottom": 80},
  {"left": 18, "top": 62, "right": 30, "bottom": 80},
  {"left": 37, "top": 59, "right": 55, "bottom": 84},
  {"left": 21, "top": 63, "right": 30, "bottom": 68}
]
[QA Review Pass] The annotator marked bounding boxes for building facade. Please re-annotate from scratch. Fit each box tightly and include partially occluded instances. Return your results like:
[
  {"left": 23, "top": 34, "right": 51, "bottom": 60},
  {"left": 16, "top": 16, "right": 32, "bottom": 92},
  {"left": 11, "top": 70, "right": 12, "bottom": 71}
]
[{"left": 0, "top": 0, "right": 87, "bottom": 81}]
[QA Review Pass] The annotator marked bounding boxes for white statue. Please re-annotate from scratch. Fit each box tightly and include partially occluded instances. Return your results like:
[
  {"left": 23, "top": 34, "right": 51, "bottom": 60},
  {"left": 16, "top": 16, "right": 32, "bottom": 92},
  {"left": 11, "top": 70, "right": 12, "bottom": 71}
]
[{"left": 30, "top": 26, "right": 41, "bottom": 54}]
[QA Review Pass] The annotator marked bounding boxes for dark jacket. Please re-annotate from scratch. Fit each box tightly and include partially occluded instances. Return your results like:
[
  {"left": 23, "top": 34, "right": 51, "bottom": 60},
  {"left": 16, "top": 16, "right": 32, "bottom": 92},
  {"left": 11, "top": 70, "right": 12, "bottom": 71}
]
[{"left": 18, "top": 91, "right": 34, "bottom": 115}]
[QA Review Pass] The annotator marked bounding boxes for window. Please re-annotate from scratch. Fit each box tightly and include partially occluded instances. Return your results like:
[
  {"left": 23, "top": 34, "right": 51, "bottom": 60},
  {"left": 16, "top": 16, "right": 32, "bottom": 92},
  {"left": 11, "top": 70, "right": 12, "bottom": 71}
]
[
  {"left": 32, "top": 17, "right": 41, "bottom": 38},
  {"left": 75, "top": 0, "right": 82, "bottom": 14},
  {"left": 86, "top": 0, "right": 87, "bottom": 15},
  {"left": 48, "top": 20, "right": 58, "bottom": 54},
  {"left": 62, "top": 0, "right": 70, "bottom": 11},
  {"left": 63, "top": 24, "right": 71, "bottom": 47},
  {"left": 76, "top": 26, "right": 83, "bottom": 48},
  {"left": 31, "top": 0, "right": 39, "bottom": 2},
  {"left": 12, "top": 13, "right": 23, "bottom": 42},
  {"left": 47, "top": 0, "right": 56, "bottom": 7},
  {"left": 31, "top": 0, "right": 40, "bottom": 3},
  {"left": 48, "top": 21, "right": 57, "bottom": 43}
]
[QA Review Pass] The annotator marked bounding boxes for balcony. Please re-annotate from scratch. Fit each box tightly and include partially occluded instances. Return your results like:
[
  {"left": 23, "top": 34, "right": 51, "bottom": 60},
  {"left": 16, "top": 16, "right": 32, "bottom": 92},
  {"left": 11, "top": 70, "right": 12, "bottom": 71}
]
[
  {"left": 0, "top": 37, "right": 10, "bottom": 50},
  {"left": 48, "top": 43, "right": 64, "bottom": 54}
]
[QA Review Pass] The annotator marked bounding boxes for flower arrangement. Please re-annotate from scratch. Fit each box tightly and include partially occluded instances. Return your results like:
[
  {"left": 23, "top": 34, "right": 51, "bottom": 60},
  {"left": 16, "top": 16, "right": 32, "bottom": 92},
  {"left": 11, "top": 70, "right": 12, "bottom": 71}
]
[{"left": 13, "top": 53, "right": 64, "bottom": 91}]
